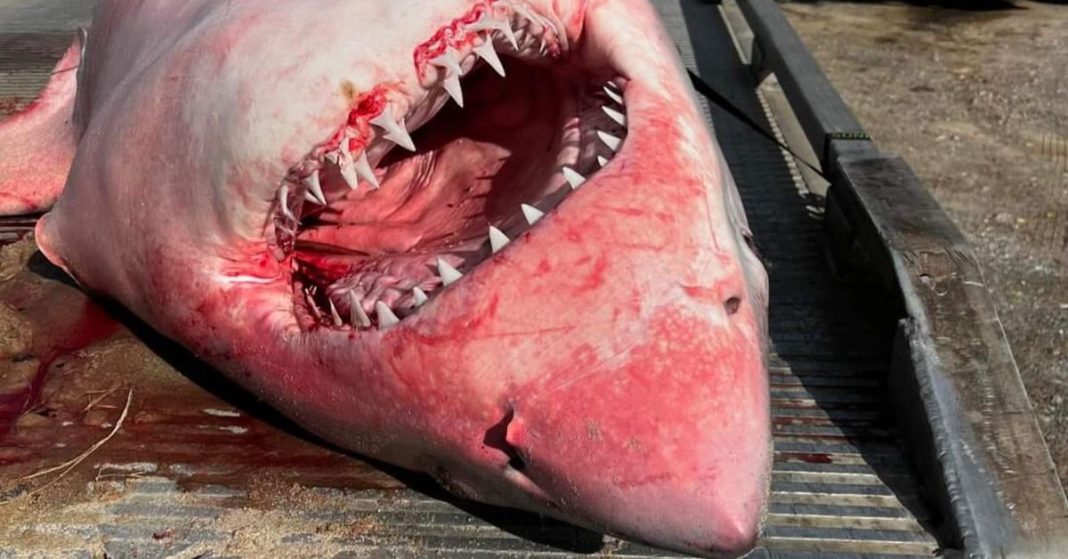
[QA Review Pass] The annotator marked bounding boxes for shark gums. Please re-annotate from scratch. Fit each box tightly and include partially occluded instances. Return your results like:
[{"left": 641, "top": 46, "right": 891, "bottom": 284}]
[{"left": 0, "top": 1, "right": 771, "bottom": 556}]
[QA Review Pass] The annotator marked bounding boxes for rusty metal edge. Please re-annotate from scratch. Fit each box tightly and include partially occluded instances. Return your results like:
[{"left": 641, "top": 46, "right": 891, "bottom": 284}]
[{"left": 729, "top": 0, "right": 1068, "bottom": 557}]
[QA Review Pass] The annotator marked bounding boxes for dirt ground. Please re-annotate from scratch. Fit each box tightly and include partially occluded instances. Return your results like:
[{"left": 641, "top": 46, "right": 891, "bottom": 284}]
[{"left": 782, "top": 0, "right": 1068, "bottom": 481}]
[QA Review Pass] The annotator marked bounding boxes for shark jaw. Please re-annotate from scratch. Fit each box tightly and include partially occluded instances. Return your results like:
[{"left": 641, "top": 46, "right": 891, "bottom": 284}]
[
  {"left": 272, "top": 2, "right": 631, "bottom": 332},
  {"left": 25, "top": 0, "right": 772, "bottom": 556}
]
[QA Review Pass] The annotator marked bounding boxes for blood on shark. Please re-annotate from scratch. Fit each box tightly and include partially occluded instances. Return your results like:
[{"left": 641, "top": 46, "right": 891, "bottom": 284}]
[{"left": 0, "top": 1, "right": 771, "bottom": 555}]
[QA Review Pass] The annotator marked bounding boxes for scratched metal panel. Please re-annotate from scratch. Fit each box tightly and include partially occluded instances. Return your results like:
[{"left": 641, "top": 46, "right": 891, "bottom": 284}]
[{"left": 0, "top": 0, "right": 940, "bottom": 557}]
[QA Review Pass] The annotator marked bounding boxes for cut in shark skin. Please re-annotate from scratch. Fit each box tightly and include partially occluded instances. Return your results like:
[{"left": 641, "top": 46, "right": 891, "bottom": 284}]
[{"left": 0, "top": 0, "right": 771, "bottom": 556}]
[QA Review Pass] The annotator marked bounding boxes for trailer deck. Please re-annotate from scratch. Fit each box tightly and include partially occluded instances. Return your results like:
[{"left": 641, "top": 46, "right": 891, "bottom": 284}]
[{"left": 1, "top": 1, "right": 1064, "bottom": 557}]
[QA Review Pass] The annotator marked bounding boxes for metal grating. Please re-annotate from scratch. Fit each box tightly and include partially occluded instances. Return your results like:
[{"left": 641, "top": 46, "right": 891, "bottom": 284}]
[{"left": 0, "top": 0, "right": 942, "bottom": 557}]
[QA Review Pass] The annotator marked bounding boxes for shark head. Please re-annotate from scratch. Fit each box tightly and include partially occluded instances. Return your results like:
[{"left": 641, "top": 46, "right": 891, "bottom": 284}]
[{"left": 17, "top": 0, "right": 771, "bottom": 555}]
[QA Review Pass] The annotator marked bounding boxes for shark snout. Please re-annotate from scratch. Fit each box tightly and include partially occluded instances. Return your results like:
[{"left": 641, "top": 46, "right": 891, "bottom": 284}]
[{"left": 475, "top": 312, "right": 771, "bottom": 557}]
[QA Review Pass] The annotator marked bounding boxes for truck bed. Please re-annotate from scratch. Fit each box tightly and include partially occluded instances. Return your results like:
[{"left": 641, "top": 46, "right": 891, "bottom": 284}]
[{"left": 2, "top": 1, "right": 1063, "bottom": 557}]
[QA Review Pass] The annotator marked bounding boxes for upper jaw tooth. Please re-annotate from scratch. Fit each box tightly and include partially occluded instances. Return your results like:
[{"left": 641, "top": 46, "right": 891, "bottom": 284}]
[
  {"left": 431, "top": 50, "right": 465, "bottom": 108},
  {"left": 473, "top": 40, "right": 506, "bottom": 77},
  {"left": 431, "top": 50, "right": 464, "bottom": 76},
  {"left": 352, "top": 152, "right": 379, "bottom": 189},
  {"left": 337, "top": 142, "right": 377, "bottom": 191},
  {"left": 278, "top": 183, "right": 295, "bottom": 219},
  {"left": 303, "top": 172, "right": 327, "bottom": 205},
  {"left": 337, "top": 149, "right": 359, "bottom": 190},
  {"left": 370, "top": 105, "right": 416, "bottom": 152},
  {"left": 468, "top": 15, "right": 518, "bottom": 50}
]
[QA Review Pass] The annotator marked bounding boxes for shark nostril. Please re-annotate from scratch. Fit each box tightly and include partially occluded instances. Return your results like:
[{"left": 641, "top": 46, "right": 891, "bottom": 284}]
[
  {"left": 725, "top": 296, "right": 742, "bottom": 315},
  {"left": 509, "top": 453, "right": 527, "bottom": 471},
  {"left": 483, "top": 408, "right": 527, "bottom": 471}
]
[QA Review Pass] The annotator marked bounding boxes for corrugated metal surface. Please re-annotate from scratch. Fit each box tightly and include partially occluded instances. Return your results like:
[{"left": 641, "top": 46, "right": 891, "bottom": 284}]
[{"left": 0, "top": 1, "right": 943, "bottom": 557}]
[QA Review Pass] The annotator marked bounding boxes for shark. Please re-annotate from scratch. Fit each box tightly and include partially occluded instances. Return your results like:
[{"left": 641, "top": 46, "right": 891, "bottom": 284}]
[{"left": 0, "top": 0, "right": 771, "bottom": 556}]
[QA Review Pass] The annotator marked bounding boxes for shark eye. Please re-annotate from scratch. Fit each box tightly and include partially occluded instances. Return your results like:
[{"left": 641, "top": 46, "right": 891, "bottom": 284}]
[{"left": 270, "top": 7, "right": 630, "bottom": 332}]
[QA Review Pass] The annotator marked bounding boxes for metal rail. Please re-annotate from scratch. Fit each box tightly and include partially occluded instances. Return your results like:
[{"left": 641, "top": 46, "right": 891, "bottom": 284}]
[{"left": 728, "top": 0, "right": 1068, "bottom": 556}]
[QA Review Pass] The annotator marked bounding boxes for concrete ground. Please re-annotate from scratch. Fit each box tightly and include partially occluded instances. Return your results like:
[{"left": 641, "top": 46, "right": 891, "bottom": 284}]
[{"left": 783, "top": 0, "right": 1068, "bottom": 482}]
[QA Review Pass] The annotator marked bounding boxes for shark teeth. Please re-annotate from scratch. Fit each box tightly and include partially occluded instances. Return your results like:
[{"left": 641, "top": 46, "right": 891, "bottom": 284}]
[
  {"left": 473, "top": 40, "right": 506, "bottom": 77},
  {"left": 597, "top": 130, "right": 623, "bottom": 152},
  {"left": 303, "top": 172, "right": 326, "bottom": 205},
  {"left": 278, "top": 183, "right": 295, "bottom": 220},
  {"left": 488, "top": 226, "right": 511, "bottom": 254},
  {"left": 285, "top": 4, "right": 630, "bottom": 332},
  {"left": 562, "top": 166, "right": 586, "bottom": 189},
  {"left": 412, "top": 287, "right": 429, "bottom": 307},
  {"left": 349, "top": 291, "right": 372, "bottom": 328},
  {"left": 602, "top": 106, "right": 626, "bottom": 126},
  {"left": 603, "top": 85, "right": 624, "bottom": 105},
  {"left": 468, "top": 15, "right": 518, "bottom": 50},
  {"left": 437, "top": 258, "right": 464, "bottom": 287},
  {"left": 328, "top": 299, "right": 344, "bottom": 327},
  {"left": 337, "top": 148, "right": 379, "bottom": 190},
  {"left": 375, "top": 301, "right": 400, "bottom": 329},
  {"left": 352, "top": 152, "right": 379, "bottom": 189},
  {"left": 521, "top": 204, "right": 545, "bottom": 225},
  {"left": 432, "top": 50, "right": 465, "bottom": 108},
  {"left": 370, "top": 106, "right": 416, "bottom": 152}
]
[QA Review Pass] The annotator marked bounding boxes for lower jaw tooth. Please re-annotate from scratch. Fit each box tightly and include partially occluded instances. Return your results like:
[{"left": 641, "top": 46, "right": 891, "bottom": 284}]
[
  {"left": 597, "top": 155, "right": 609, "bottom": 167},
  {"left": 412, "top": 287, "right": 429, "bottom": 307},
  {"left": 521, "top": 204, "right": 545, "bottom": 225},
  {"left": 561, "top": 166, "right": 586, "bottom": 189},
  {"left": 488, "top": 226, "right": 511, "bottom": 254},
  {"left": 375, "top": 302, "right": 400, "bottom": 328},
  {"left": 278, "top": 184, "right": 294, "bottom": 219},
  {"left": 437, "top": 258, "right": 464, "bottom": 287},
  {"left": 603, "top": 85, "right": 623, "bottom": 105},
  {"left": 339, "top": 156, "right": 359, "bottom": 189},
  {"left": 329, "top": 299, "right": 344, "bottom": 327},
  {"left": 305, "top": 291, "right": 323, "bottom": 320},
  {"left": 303, "top": 172, "right": 327, "bottom": 205},
  {"left": 349, "top": 291, "right": 372, "bottom": 328},
  {"left": 597, "top": 130, "right": 622, "bottom": 152},
  {"left": 602, "top": 106, "right": 626, "bottom": 126}
]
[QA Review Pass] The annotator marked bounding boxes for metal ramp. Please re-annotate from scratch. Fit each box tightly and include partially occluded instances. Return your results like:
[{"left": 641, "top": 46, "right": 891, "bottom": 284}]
[{"left": 11, "top": 0, "right": 1063, "bottom": 557}]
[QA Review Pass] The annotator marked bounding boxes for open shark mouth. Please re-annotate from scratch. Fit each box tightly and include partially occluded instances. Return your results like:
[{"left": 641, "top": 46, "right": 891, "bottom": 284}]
[{"left": 272, "top": 2, "right": 628, "bottom": 331}]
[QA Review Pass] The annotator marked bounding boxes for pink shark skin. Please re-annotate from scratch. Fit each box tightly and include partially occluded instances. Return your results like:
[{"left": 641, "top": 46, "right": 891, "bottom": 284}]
[
  {"left": 0, "top": 0, "right": 771, "bottom": 556},
  {"left": 0, "top": 33, "right": 82, "bottom": 214}
]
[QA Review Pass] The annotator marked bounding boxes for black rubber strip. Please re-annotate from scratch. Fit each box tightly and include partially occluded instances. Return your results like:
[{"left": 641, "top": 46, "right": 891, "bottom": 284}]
[{"left": 687, "top": 68, "right": 828, "bottom": 180}]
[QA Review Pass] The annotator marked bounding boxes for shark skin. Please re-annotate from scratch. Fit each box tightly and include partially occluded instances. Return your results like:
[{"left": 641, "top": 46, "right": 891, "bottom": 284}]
[
  {"left": 0, "top": 32, "right": 82, "bottom": 215},
  {"left": 0, "top": 0, "right": 771, "bottom": 556}
]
